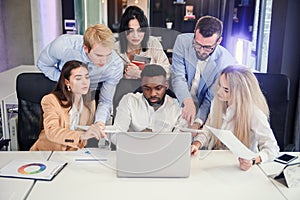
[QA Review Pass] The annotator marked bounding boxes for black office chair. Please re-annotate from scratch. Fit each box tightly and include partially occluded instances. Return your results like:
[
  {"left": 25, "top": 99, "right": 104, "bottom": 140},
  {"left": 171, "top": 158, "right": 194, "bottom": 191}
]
[
  {"left": 16, "top": 73, "right": 56, "bottom": 151},
  {"left": 254, "top": 72, "right": 294, "bottom": 151},
  {"left": 112, "top": 78, "right": 141, "bottom": 122},
  {"left": 0, "top": 138, "right": 11, "bottom": 151}
]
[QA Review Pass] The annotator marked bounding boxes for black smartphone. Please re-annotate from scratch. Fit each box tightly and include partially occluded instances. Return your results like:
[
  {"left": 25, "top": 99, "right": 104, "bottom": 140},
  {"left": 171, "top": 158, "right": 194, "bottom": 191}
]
[
  {"left": 133, "top": 54, "right": 151, "bottom": 64},
  {"left": 274, "top": 154, "right": 298, "bottom": 164}
]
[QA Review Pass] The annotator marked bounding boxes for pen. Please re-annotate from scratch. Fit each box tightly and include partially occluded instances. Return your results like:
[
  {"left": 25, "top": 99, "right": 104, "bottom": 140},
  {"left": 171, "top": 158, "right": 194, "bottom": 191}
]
[{"left": 117, "top": 53, "right": 130, "bottom": 65}]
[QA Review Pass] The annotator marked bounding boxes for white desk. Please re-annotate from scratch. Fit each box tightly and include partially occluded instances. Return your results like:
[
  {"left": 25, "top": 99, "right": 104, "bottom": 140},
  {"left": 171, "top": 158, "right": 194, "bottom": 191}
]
[
  {"left": 0, "top": 65, "right": 39, "bottom": 145},
  {"left": 27, "top": 150, "right": 284, "bottom": 200},
  {"left": 0, "top": 151, "right": 51, "bottom": 200},
  {"left": 259, "top": 152, "right": 300, "bottom": 200}
]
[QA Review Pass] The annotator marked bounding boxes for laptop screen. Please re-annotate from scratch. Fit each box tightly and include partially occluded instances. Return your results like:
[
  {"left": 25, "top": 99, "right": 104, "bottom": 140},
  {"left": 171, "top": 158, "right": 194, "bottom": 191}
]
[{"left": 116, "top": 132, "right": 191, "bottom": 178}]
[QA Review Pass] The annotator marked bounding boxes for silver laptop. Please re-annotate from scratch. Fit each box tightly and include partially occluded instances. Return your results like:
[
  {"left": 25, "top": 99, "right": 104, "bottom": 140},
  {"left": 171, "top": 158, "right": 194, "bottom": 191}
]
[{"left": 116, "top": 132, "right": 191, "bottom": 178}]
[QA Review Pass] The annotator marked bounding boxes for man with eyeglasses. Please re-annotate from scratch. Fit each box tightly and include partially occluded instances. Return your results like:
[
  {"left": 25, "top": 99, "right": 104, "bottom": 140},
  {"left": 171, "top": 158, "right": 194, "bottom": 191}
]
[
  {"left": 37, "top": 24, "right": 123, "bottom": 127},
  {"left": 171, "top": 15, "right": 236, "bottom": 129}
]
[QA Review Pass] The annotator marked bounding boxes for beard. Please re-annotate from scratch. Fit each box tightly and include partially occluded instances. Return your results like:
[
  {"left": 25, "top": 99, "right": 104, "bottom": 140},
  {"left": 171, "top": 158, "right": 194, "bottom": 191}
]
[
  {"left": 196, "top": 52, "right": 210, "bottom": 60},
  {"left": 195, "top": 47, "right": 216, "bottom": 61},
  {"left": 144, "top": 93, "right": 166, "bottom": 108}
]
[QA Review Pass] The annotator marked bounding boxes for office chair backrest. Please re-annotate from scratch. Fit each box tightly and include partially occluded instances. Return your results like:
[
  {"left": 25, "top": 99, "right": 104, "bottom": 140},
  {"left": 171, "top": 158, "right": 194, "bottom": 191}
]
[
  {"left": 112, "top": 78, "right": 141, "bottom": 122},
  {"left": 254, "top": 73, "right": 290, "bottom": 151},
  {"left": 16, "top": 73, "right": 56, "bottom": 151}
]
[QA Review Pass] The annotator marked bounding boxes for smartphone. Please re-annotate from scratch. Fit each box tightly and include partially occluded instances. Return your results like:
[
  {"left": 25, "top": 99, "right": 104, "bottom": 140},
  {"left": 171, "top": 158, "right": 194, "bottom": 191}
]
[
  {"left": 132, "top": 55, "right": 151, "bottom": 70},
  {"left": 274, "top": 154, "right": 298, "bottom": 164},
  {"left": 133, "top": 54, "right": 151, "bottom": 64}
]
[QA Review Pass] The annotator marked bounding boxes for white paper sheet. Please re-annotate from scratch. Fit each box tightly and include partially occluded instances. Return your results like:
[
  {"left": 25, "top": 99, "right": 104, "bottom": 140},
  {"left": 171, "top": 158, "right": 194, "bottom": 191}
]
[
  {"left": 206, "top": 126, "right": 257, "bottom": 160},
  {"left": 75, "top": 148, "right": 109, "bottom": 161},
  {"left": 76, "top": 125, "right": 118, "bottom": 133}
]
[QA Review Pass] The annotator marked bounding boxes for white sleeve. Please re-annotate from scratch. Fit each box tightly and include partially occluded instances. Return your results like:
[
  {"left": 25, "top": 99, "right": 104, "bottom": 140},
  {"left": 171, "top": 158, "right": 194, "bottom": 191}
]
[{"left": 250, "top": 108, "right": 280, "bottom": 162}]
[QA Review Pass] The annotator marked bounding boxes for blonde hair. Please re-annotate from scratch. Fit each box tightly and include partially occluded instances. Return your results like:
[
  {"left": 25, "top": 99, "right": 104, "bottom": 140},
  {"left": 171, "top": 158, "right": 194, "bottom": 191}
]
[
  {"left": 208, "top": 65, "right": 269, "bottom": 148},
  {"left": 83, "top": 24, "right": 114, "bottom": 52}
]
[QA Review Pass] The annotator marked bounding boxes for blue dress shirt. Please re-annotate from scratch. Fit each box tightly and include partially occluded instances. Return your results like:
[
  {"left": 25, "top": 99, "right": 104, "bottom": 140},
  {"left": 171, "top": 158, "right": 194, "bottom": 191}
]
[{"left": 37, "top": 34, "right": 124, "bottom": 123}]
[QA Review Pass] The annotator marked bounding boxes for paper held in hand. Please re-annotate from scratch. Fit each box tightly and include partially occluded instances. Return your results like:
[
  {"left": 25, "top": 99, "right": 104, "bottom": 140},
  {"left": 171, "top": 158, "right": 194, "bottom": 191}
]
[{"left": 206, "top": 126, "right": 257, "bottom": 160}]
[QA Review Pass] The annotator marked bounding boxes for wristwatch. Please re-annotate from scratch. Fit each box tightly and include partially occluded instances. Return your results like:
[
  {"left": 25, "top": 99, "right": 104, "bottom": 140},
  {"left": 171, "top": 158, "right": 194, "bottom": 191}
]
[{"left": 252, "top": 158, "right": 256, "bottom": 165}]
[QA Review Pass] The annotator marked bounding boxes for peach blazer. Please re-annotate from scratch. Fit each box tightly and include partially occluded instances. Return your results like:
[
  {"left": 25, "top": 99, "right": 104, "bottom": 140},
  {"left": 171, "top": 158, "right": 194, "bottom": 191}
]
[{"left": 30, "top": 93, "right": 95, "bottom": 151}]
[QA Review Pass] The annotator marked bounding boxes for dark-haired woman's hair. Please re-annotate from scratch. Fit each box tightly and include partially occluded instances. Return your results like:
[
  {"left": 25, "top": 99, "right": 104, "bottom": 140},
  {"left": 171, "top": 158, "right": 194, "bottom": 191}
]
[
  {"left": 118, "top": 6, "right": 150, "bottom": 53},
  {"left": 52, "top": 60, "right": 91, "bottom": 110},
  {"left": 40, "top": 60, "right": 93, "bottom": 131}
]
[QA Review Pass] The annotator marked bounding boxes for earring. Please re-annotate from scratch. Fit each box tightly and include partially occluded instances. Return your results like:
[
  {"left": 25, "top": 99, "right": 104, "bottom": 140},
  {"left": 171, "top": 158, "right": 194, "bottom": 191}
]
[{"left": 67, "top": 85, "right": 71, "bottom": 91}]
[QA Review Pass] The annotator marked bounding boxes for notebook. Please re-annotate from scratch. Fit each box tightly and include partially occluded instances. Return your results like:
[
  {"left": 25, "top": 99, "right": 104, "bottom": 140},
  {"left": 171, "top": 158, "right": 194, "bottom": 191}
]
[
  {"left": 0, "top": 160, "right": 67, "bottom": 181},
  {"left": 274, "top": 162, "right": 300, "bottom": 188},
  {"left": 116, "top": 132, "right": 191, "bottom": 178}
]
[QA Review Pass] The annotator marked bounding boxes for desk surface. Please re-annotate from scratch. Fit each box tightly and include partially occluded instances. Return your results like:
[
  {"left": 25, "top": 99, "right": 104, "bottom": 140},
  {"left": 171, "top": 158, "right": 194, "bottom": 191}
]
[
  {"left": 26, "top": 150, "right": 285, "bottom": 200},
  {"left": 0, "top": 151, "right": 51, "bottom": 200}
]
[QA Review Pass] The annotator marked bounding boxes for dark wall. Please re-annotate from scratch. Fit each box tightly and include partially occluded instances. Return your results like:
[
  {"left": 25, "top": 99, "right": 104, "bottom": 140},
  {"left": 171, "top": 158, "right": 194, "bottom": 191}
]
[
  {"left": 149, "top": 0, "right": 234, "bottom": 51},
  {"left": 150, "top": 0, "right": 231, "bottom": 31},
  {"left": 268, "top": 0, "right": 300, "bottom": 149},
  {"left": 150, "top": 0, "right": 174, "bottom": 28},
  {"left": 108, "top": 0, "right": 123, "bottom": 32},
  {"left": 62, "top": 0, "right": 75, "bottom": 34}
]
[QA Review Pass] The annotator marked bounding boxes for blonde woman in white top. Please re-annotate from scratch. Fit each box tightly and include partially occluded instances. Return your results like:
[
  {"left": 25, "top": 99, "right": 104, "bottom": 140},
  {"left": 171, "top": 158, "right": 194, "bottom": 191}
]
[
  {"left": 191, "top": 65, "right": 279, "bottom": 170},
  {"left": 115, "top": 6, "right": 170, "bottom": 79}
]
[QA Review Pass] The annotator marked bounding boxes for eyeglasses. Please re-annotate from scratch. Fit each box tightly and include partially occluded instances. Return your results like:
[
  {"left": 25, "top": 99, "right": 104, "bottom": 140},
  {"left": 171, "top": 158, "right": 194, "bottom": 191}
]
[
  {"left": 125, "top": 28, "right": 145, "bottom": 35},
  {"left": 193, "top": 37, "right": 220, "bottom": 52}
]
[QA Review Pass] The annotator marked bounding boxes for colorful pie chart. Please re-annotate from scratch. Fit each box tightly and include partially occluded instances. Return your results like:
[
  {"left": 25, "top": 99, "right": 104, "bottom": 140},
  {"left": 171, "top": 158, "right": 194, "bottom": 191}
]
[{"left": 18, "top": 163, "right": 46, "bottom": 174}]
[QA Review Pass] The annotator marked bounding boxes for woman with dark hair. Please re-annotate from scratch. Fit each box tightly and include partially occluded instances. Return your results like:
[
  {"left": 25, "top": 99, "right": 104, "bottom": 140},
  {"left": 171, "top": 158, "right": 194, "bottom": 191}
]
[
  {"left": 30, "top": 60, "right": 106, "bottom": 151},
  {"left": 115, "top": 5, "right": 170, "bottom": 79}
]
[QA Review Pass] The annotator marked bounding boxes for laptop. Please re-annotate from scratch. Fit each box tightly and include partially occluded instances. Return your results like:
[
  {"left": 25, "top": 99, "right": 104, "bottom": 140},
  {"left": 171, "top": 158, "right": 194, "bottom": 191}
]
[{"left": 116, "top": 132, "right": 191, "bottom": 178}]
